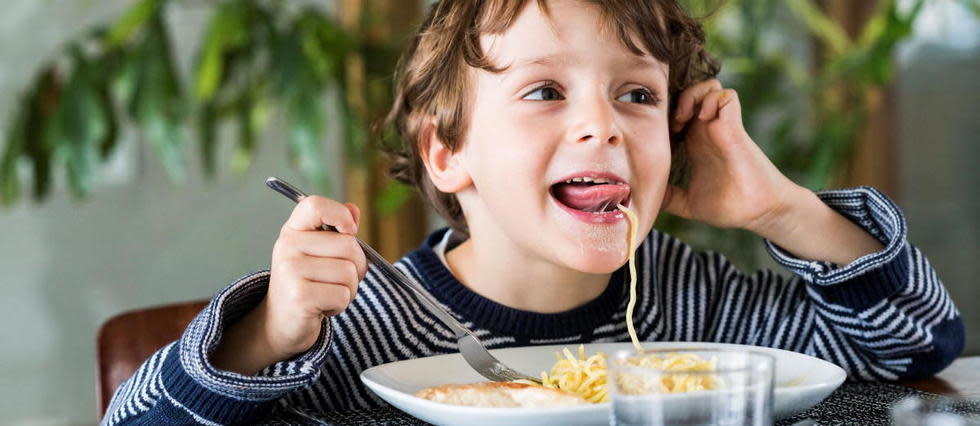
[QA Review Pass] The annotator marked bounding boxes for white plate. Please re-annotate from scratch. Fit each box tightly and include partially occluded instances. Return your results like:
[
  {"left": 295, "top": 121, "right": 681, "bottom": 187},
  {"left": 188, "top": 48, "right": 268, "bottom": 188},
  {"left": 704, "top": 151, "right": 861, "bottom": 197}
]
[{"left": 361, "top": 342, "right": 846, "bottom": 426}]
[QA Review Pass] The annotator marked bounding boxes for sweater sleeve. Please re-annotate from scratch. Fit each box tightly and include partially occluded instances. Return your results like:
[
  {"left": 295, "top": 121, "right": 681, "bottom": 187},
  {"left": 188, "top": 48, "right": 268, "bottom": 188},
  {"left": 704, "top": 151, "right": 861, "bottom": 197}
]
[
  {"left": 100, "top": 271, "right": 333, "bottom": 425},
  {"left": 656, "top": 187, "right": 963, "bottom": 380}
]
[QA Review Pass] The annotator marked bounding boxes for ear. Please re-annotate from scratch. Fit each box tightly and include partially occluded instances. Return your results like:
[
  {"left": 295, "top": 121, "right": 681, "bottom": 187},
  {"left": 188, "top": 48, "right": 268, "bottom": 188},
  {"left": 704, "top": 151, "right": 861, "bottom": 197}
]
[{"left": 419, "top": 119, "right": 472, "bottom": 193}]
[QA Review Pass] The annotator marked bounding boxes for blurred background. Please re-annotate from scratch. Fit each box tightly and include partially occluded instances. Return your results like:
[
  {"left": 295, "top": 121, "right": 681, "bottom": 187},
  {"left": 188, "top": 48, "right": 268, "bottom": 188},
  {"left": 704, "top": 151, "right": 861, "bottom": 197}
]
[{"left": 0, "top": 0, "right": 976, "bottom": 424}]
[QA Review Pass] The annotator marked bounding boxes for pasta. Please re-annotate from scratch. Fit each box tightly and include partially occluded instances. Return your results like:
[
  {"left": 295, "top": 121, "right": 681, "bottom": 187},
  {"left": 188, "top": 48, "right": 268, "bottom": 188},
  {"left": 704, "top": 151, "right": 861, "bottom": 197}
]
[
  {"left": 534, "top": 346, "right": 719, "bottom": 402},
  {"left": 529, "top": 205, "right": 718, "bottom": 402},
  {"left": 615, "top": 352, "right": 719, "bottom": 395},
  {"left": 617, "top": 204, "right": 643, "bottom": 353},
  {"left": 537, "top": 345, "right": 610, "bottom": 403}
]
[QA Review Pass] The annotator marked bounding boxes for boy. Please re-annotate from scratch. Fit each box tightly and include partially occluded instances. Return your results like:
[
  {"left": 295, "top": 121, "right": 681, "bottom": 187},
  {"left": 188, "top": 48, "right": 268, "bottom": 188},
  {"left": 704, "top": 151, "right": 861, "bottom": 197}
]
[{"left": 103, "top": 0, "right": 964, "bottom": 424}]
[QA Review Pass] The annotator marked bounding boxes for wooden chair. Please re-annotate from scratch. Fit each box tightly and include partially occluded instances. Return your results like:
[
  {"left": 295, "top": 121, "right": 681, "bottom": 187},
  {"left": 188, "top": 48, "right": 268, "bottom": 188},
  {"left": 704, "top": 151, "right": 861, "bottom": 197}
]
[{"left": 96, "top": 300, "right": 209, "bottom": 416}]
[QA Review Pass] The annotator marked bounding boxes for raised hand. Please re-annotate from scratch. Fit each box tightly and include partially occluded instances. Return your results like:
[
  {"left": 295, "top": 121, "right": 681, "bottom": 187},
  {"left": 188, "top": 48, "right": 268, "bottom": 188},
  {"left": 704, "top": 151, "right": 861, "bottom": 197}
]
[
  {"left": 212, "top": 195, "right": 367, "bottom": 374},
  {"left": 664, "top": 79, "right": 883, "bottom": 265},
  {"left": 664, "top": 79, "right": 798, "bottom": 234}
]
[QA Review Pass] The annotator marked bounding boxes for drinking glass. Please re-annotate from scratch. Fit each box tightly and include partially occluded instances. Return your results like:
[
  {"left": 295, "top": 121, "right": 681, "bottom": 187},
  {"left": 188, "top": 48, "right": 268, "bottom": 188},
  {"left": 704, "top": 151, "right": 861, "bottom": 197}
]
[
  {"left": 608, "top": 348, "right": 774, "bottom": 426},
  {"left": 891, "top": 396, "right": 980, "bottom": 426}
]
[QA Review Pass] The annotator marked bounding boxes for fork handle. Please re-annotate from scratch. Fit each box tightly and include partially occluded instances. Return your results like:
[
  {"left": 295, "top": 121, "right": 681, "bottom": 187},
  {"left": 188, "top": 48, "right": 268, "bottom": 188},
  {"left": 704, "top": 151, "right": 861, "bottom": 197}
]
[
  {"left": 357, "top": 241, "right": 472, "bottom": 339},
  {"left": 265, "top": 177, "right": 473, "bottom": 339}
]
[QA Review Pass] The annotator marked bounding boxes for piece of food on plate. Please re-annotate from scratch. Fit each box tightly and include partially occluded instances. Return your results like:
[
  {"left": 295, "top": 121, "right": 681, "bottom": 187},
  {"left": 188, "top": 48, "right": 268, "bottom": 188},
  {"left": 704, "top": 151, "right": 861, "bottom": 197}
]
[{"left": 415, "top": 382, "right": 588, "bottom": 408}]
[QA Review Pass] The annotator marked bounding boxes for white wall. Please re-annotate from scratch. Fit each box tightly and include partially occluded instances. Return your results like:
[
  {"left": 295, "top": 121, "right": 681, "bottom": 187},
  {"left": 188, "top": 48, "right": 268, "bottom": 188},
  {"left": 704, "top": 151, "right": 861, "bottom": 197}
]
[{"left": 0, "top": 1, "right": 342, "bottom": 424}]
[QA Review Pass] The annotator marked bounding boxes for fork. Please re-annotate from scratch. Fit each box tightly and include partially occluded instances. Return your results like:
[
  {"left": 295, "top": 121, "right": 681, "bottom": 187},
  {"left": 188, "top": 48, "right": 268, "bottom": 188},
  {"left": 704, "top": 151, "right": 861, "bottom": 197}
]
[{"left": 265, "top": 177, "right": 542, "bottom": 384}]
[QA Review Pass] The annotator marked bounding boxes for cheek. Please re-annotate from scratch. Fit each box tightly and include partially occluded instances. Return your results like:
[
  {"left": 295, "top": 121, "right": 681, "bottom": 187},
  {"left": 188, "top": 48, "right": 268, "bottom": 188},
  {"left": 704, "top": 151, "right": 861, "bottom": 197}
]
[
  {"left": 629, "top": 127, "right": 672, "bottom": 212},
  {"left": 468, "top": 110, "right": 553, "bottom": 179},
  {"left": 629, "top": 121, "right": 672, "bottom": 174}
]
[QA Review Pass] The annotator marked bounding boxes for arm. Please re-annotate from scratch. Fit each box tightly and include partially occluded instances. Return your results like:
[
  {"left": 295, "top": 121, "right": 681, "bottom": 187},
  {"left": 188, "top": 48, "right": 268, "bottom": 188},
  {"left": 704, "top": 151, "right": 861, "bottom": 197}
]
[
  {"left": 100, "top": 272, "right": 333, "bottom": 425},
  {"left": 746, "top": 185, "right": 883, "bottom": 265},
  {"left": 665, "top": 79, "right": 882, "bottom": 266},
  {"left": 103, "top": 194, "right": 368, "bottom": 424},
  {"left": 661, "top": 80, "right": 964, "bottom": 379},
  {"left": 653, "top": 187, "right": 963, "bottom": 379}
]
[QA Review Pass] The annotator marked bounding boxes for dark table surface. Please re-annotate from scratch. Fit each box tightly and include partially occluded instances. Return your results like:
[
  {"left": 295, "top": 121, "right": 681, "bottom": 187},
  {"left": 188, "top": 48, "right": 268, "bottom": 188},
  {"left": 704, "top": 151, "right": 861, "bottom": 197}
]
[
  {"left": 262, "top": 356, "right": 980, "bottom": 425},
  {"left": 901, "top": 356, "right": 980, "bottom": 399}
]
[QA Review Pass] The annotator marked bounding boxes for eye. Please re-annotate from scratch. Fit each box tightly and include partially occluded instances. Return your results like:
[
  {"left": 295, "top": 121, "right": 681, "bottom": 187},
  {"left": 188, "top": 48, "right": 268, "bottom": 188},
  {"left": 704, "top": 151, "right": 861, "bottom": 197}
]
[
  {"left": 523, "top": 84, "right": 564, "bottom": 101},
  {"left": 616, "top": 88, "right": 658, "bottom": 105}
]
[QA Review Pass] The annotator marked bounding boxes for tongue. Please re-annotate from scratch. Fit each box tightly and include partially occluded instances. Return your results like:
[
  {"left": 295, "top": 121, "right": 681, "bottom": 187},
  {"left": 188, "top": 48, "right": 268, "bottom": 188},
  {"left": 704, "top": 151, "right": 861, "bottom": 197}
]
[{"left": 552, "top": 183, "right": 630, "bottom": 212}]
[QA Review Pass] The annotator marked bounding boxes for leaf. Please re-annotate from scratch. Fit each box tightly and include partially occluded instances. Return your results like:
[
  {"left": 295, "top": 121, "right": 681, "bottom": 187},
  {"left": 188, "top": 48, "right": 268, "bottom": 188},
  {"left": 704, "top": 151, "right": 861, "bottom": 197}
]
[
  {"left": 231, "top": 93, "right": 259, "bottom": 175},
  {"left": 376, "top": 180, "right": 412, "bottom": 216},
  {"left": 785, "top": 0, "right": 851, "bottom": 56},
  {"left": 45, "top": 47, "right": 110, "bottom": 199},
  {"left": 119, "top": 11, "right": 186, "bottom": 183},
  {"left": 298, "top": 15, "right": 337, "bottom": 83},
  {"left": 24, "top": 69, "right": 62, "bottom": 201},
  {"left": 804, "top": 108, "right": 864, "bottom": 190},
  {"left": 198, "top": 102, "right": 218, "bottom": 177},
  {"left": 287, "top": 92, "right": 329, "bottom": 193},
  {"left": 95, "top": 52, "right": 120, "bottom": 160},
  {"left": 195, "top": 1, "right": 250, "bottom": 102},
  {"left": 106, "top": 0, "right": 160, "bottom": 47},
  {"left": 132, "top": 13, "right": 186, "bottom": 183},
  {"left": 296, "top": 11, "right": 355, "bottom": 83},
  {"left": 768, "top": 117, "right": 798, "bottom": 169},
  {"left": 342, "top": 101, "right": 367, "bottom": 165},
  {"left": 0, "top": 107, "right": 26, "bottom": 205},
  {"left": 274, "top": 26, "right": 331, "bottom": 193},
  {"left": 823, "top": 0, "right": 919, "bottom": 87},
  {"left": 961, "top": 0, "right": 980, "bottom": 18}
]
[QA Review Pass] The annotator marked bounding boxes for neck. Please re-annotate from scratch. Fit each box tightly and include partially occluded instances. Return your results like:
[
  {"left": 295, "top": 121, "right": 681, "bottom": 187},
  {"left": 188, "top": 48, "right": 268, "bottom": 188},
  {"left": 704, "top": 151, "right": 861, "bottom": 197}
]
[{"left": 445, "top": 229, "right": 611, "bottom": 313}]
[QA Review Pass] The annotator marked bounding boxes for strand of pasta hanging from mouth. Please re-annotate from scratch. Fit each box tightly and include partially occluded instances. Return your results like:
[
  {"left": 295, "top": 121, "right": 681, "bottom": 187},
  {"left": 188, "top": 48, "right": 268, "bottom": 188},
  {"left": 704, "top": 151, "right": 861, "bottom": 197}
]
[
  {"left": 522, "top": 206, "right": 724, "bottom": 403},
  {"left": 617, "top": 204, "right": 642, "bottom": 353}
]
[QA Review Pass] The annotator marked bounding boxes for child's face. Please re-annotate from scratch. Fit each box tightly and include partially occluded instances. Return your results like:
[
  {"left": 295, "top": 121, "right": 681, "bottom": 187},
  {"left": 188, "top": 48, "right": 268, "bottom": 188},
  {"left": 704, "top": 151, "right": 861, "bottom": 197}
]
[{"left": 454, "top": 0, "right": 670, "bottom": 273}]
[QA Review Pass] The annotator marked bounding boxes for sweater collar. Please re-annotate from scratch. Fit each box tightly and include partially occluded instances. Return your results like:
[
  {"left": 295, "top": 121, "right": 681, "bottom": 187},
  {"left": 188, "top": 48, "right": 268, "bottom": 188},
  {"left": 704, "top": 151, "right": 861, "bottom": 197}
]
[{"left": 405, "top": 228, "right": 629, "bottom": 337}]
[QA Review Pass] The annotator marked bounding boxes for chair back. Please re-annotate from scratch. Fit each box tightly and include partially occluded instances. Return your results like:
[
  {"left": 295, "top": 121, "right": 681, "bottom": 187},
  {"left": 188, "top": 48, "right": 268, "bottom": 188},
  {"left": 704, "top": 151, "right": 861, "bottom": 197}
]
[{"left": 96, "top": 300, "right": 208, "bottom": 416}]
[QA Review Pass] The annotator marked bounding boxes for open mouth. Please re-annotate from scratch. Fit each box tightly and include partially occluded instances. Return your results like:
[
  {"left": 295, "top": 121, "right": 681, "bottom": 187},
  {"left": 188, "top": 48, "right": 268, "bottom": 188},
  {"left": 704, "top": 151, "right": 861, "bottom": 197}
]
[{"left": 549, "top": 174, "right": 631, "bottom": 214}]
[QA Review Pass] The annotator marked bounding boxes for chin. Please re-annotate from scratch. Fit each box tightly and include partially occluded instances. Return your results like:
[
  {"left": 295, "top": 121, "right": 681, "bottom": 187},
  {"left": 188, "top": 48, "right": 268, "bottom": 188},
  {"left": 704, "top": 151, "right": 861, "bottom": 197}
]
[{"left": 560, "top": 247, "right": 630, "bottom": 275}]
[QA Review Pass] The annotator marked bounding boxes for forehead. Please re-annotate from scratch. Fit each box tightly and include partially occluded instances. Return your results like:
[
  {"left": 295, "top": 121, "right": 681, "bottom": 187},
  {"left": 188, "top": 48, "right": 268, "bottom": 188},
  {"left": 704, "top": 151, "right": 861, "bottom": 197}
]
[{"left": 479, "top": 0, "right": 668, "bottom": 79}]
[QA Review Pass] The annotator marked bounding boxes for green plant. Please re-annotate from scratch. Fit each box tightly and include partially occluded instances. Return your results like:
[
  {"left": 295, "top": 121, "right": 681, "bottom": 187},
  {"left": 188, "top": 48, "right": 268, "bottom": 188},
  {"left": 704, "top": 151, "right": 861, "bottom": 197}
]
[
  {"left": 0, "top": 0, "right": 394, "bottom": 204},
  {"left": 661, "top": 0, "right": 926, "bottom": 268},
  {"left": 1, "top": 0, "right": 929, "bottom": 268}
]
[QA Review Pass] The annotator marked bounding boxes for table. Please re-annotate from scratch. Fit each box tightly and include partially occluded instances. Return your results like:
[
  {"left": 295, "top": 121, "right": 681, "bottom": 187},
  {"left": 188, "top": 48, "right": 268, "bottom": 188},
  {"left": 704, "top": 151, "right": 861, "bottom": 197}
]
[
  {"left": 901, "top": 356, "right": 980, "bottom": 399},
  {"left": 261, "top": 357, "right": 980, "bottom": 425}
]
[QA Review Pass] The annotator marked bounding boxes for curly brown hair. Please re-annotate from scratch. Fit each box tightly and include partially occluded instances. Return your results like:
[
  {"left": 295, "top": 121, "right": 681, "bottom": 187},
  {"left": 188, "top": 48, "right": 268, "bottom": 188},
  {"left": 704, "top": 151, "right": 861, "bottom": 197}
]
[{"left": 386, "top": 0, "right": 719, "bottom": 237}]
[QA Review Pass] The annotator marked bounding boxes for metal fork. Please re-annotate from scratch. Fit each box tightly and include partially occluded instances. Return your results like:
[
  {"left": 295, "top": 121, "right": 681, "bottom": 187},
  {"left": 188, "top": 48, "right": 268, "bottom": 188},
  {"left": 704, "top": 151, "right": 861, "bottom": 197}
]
[{"left": 265, "top": 177, "right": 542, "bottom": 384}]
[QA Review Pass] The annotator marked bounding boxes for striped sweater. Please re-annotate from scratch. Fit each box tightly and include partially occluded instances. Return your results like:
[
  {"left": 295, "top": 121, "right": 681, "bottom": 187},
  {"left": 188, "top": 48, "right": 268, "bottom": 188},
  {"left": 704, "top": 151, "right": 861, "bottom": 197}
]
[{"left": 102, "top": 187, "right": 964, "bottom": 425}]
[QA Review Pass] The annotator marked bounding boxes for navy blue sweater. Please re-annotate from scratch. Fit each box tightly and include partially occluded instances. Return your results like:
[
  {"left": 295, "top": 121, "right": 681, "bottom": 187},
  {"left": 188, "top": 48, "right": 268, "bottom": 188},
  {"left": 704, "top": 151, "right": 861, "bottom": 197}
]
[{"left": 102, "top": 187, "right": 964, "bottom": 425}]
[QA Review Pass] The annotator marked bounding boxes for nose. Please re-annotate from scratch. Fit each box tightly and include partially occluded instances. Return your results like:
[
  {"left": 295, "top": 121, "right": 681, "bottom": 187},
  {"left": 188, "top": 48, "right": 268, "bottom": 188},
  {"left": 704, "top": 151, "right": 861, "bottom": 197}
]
[{"left": 570, "top": 91, "right": 622, "bottom": 146}]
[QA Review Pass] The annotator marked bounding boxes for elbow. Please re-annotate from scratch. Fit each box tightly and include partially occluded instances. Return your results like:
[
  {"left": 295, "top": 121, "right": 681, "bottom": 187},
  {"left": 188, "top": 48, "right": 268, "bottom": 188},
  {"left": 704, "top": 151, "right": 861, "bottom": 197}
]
[{"left": 900, "top": 315, "right": 965, "bottom": 380}]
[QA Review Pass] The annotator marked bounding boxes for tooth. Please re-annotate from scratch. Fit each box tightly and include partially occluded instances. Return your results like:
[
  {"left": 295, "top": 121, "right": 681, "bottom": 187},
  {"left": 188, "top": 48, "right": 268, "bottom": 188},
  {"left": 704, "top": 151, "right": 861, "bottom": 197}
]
[{"left": 571, "top": 177, "right": 584, "bottom": 183}]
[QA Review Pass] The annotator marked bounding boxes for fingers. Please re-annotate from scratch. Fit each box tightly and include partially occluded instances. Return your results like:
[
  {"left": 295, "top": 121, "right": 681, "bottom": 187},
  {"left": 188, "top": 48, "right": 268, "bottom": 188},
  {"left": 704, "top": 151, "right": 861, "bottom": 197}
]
[
  {"left": 285, "top": 196, "right": 359, "bottom": 234},
  {"left": 345, "top": 203, "right": 361, "bottom": 227},
  {"left": 280, "top": 278, "right": 353, "bottom": 317},
  {"left": 698, "top": 89, "right": 738, "bottom": 121},
  {"left": 673, "top": 79, "right": 722, "bottom": 131},
  {"left": 276, "top": 231, "right": 368, "bottom": 278},
  {"left": 275, "top": 256, "right": 361, "bottom": 315},
  {"left": 307, "top": 283, "right": 353, "bottom": 317},
  {"left": 280, "top": 256, "right": 360, "bottom": 292}
]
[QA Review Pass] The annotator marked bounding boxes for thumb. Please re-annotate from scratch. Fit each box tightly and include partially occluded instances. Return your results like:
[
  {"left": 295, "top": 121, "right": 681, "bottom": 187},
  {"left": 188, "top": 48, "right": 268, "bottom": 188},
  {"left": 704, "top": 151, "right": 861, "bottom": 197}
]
[
  {"left": 662, "top": 185, "right": 691, "bottom": 219},
  {"left": 344, "top": 203, "right": 361, "bottom": 232}
]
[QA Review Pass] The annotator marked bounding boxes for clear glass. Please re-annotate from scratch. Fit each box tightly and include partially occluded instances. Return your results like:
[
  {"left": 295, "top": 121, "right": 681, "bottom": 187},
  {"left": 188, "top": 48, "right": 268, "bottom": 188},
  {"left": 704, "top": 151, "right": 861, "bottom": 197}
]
[
  {"left": 891, "top": 396, "right": 980, "bottom": 426},
  {"left": 608, "top": 349, "right": 774, "bottom": 426}
]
